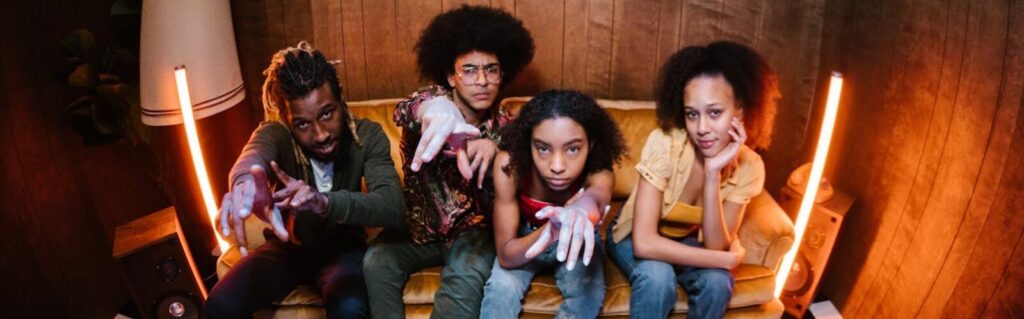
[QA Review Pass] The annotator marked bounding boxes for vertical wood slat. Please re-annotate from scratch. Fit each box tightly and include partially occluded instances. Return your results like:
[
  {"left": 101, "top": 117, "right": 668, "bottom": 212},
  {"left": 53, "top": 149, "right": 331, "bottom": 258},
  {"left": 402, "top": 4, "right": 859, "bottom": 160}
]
[
  {"left": 920, "top": 1, "right": 1024, "bottom": 316},
  {"left": 856, "top": 0, "right": 970, "bottom": 315},
  {"left": 824, "top": 0, "right": 930, "bottom": 314},
  {"left": 584, "top": 0, "right": 614, "bottom": 98},
  {"left": 362, "top": 0, "right": 402, "bottom": 98},
  {"left": 609, "top": 0, "right": 660, "bottom": 100},
  {"left": 340, "top": 0, "right": 370, "bottom": 100},
  {"left": 870, "top": 0, "right": 1009, "bottom": 316},
  {"left": 511, "top": 0, "right": 565, "bottom": 95},
  {"left": 561, "top": 0, "right": 590, "bottom": 94},
  {"left": 395, "top": 0, "right": 442, "bottom": 95},
  {"left": 312, "top": 0, "right": 347, "bottom": 97},
  {"left": 231, "top": 0, "right": 272, "bottom": 118},
  {"left": 679, "top": 0, "right": 723, "bottom": 45},
  {"left": 815, "top": 0, "right": 1024, "bottom": 316},
  {"left": 756, "top": 0, "right": 824, "bottom": 194}
]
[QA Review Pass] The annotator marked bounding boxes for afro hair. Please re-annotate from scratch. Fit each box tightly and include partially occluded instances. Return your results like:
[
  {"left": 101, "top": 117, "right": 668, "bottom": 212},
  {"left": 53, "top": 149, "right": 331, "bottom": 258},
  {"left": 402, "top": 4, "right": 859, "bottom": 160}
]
[
  {"left": 415, "top": 5, "right": 535, "bottom": 89},
  {"left": 499, "top": 90, "right": 626, "bottom": 182},
  {"left": 654, "top": 41, "right": 780, "bottom": 151}
]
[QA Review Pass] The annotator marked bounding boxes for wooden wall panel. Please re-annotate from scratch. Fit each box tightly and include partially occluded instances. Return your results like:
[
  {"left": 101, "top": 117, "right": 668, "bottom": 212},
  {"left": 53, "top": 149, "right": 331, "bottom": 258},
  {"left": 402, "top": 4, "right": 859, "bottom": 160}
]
[
  {"left": 609, "top": 0, "right": 659, "bottom": 100},
  {"left": 583, "top": 0, "right": 614, "bottom": 97},
  {"left": 818, "top": 0, "right": 1024, "bottom": 317},
  {"left": 513, "top": 0, "right": 565, "bottom": 94},
  {"left": 2, "top": 0, "right": 174, "bottom": 316}
]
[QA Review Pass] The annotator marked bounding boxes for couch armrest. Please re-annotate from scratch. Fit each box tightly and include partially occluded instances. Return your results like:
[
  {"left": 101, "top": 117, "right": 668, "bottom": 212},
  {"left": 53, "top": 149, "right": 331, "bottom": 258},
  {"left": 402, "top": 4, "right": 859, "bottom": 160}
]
[{"left": 738, "top": 191, "right": 794, "bottom": 273}]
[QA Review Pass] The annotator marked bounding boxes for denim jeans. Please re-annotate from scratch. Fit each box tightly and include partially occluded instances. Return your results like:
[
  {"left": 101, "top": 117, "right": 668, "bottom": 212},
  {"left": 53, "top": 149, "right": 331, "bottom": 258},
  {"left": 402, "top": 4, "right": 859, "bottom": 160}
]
[
  {"left": 607, "top": 234, "right": 734, "bottom": 319},
  {"left": 363, "top": 228, "right": 496, "bottom": 319},
  {"left": 206, "top": 230, "right": 368, "bottom": 319},
  {"left": 479, "top": 225, "right": 605, "bottom": 319}
]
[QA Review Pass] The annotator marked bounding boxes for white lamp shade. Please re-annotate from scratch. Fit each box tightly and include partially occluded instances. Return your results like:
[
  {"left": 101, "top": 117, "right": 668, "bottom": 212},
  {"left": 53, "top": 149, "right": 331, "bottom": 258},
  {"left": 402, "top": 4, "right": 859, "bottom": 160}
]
[{"left": 140, "top": 0, "right": 244, "bottom": 126}]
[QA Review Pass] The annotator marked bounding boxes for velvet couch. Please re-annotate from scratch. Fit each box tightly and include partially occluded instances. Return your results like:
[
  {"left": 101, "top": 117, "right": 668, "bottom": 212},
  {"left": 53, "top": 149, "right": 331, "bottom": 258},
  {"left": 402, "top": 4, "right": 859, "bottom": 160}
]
[{"left": 215, "top": 96, "right": 795, "bottom": 318}]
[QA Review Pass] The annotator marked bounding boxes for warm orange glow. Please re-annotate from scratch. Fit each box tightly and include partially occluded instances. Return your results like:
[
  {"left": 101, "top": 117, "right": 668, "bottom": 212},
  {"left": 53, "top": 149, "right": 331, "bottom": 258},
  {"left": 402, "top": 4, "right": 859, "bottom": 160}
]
[
  {"left": 775, "top": 72, "right": 844, "bottom": 297},
  {"left": 175, "top": 66, "right": 229, "bottom": 254}
]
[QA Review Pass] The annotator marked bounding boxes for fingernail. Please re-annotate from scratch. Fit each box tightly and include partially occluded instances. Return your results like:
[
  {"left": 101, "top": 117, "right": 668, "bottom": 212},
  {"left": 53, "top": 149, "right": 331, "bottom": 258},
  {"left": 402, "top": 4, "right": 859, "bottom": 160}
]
[
  {"left": 567, "top": 262, "right": 575, "bottom": 271},
  {"left": 240, "top": 247, "right": 248, "bottom": 257}
]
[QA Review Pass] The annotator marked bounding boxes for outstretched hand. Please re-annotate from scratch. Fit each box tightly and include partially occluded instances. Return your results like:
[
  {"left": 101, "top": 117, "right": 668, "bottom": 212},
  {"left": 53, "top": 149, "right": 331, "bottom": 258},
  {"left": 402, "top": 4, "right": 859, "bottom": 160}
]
[
  {"left": 524, "top": 203, "right": 608, "bottom": 271},
  {"left": 216, "top": 165, "right": 290, "bottom": 256},
  {"left": 269, "top": 161, "right": 329, "bottom": 215},
  {"left": 411, "top": 97, "right": 481, "bottom": 172}
]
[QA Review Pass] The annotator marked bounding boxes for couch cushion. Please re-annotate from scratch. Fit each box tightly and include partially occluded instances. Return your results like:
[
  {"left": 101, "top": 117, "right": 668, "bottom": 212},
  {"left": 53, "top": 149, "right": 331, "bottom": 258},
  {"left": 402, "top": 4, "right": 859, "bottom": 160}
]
[
  {"left": 397, "top": 258, "right": 777, "bottom": 316},
  {"left": 348, "top": 98, "right": 405, "bottom": 182}
]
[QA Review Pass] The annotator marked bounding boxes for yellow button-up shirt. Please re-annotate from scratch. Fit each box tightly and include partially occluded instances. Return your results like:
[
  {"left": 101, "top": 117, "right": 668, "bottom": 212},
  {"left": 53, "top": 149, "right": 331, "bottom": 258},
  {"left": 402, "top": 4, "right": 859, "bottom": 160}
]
[{"left": 611, "top": 128, "right": 765, "bottom": 243}]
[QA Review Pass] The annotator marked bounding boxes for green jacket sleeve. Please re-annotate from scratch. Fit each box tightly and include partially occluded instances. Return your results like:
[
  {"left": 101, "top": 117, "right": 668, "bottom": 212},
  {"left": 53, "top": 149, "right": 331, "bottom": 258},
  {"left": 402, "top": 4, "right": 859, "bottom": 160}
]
[
  {"left": 322, "top": 121, "right": 406, "bottom": 228},
  {"left": 228, "top": 121, "right": 290, "bottom": 187}
]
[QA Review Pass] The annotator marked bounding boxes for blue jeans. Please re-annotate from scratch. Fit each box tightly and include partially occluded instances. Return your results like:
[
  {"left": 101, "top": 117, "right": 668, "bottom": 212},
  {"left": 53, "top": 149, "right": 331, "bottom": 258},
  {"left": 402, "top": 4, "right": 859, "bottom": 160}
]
[
  {"left": 480, "top": 226, "right": 605, "bottom": 319},
  {"left": 607, "top": 234, "right": 734, "bottom": 319}
]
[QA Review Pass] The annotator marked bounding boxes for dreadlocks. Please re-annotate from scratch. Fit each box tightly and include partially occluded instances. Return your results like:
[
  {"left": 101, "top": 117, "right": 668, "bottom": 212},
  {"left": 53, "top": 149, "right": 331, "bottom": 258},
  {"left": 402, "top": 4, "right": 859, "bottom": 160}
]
[{"left": 260, "top": 41, "right": 360, "bottom": 182}]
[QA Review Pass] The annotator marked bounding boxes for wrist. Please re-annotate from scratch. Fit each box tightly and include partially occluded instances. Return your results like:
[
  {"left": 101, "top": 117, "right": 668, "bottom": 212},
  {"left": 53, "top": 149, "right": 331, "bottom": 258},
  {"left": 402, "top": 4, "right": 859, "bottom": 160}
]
[{"left": 315, "top": 192, "right": 330, "bottom": 216}]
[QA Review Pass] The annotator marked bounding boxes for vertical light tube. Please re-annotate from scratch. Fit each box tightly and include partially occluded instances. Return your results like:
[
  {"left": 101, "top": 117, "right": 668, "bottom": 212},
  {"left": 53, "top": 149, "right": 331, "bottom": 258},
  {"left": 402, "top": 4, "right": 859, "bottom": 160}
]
[
  {"left": 175, "top": 65, "right": 228, "bottom": 254},
  {"left": 775, "top": 72, "right": 844, "bottom": 297}
]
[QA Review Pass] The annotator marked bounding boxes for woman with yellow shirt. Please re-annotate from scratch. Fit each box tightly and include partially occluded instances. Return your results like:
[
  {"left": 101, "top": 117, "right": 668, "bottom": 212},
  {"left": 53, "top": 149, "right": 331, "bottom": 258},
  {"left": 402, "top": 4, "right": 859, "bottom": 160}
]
[{"left": 607, "top": 41, "right": 779, "bottom": 318}]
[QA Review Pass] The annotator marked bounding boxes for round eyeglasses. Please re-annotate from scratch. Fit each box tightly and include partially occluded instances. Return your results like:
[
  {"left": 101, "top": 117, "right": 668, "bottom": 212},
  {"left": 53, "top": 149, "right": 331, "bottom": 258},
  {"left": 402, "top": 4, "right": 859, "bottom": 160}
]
[{"left": 455, "top": 64, "right": 502, "bottom": 85}]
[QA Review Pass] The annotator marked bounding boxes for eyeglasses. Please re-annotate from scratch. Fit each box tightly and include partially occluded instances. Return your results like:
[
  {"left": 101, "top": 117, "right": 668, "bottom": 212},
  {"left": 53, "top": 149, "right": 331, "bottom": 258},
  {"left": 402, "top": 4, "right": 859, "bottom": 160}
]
[{"left": 455, "top": 64, "right": 502, "bottom": 85}]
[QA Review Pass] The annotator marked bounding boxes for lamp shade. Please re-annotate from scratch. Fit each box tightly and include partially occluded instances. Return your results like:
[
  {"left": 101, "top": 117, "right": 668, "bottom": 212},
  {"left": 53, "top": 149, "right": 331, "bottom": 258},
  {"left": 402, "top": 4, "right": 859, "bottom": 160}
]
[{"left": 140, "top": 0, "right": 244, "bottom": 126}]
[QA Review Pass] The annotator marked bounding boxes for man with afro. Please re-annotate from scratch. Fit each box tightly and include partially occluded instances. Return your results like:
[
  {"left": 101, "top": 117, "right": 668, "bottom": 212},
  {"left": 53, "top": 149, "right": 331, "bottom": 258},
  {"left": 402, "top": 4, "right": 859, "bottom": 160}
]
[{"left": 362, "top": 5, "right": 534, "bottom": 319}]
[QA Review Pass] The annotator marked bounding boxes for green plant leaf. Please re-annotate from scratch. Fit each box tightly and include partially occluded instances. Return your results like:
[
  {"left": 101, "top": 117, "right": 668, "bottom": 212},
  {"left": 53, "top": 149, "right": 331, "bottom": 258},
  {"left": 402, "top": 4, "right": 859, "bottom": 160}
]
[
  {"left": 68, "top": 64, "right": 98, "bottom": 89},
  {"left": 61, "top": 29, "right": 96, "bottom": 60},
  {"left": 110, "top": 0, "right": 139, "bottom": 16},
  {"left": 99, "top": 73, "right": 121, "bottom": 84}
]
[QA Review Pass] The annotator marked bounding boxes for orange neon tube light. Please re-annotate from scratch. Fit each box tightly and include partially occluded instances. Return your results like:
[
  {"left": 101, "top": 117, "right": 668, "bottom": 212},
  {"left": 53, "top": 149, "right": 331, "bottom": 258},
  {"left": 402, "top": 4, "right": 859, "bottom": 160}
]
[
  {"left": 174, "top": 65, "right": 229, "bottom": 254},
  {"left": 774, "top": 72, "right": 844, "bottom": 297}
]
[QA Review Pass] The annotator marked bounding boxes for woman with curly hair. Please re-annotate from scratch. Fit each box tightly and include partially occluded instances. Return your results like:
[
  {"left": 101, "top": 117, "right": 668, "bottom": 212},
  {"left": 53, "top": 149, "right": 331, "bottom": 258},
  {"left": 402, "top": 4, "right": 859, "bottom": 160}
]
[
  {"left": 480, "top": 90, "right": 625, "bottom": 318},
  {"left": 607, "top": 41, "right": 780, "bottom": 318},
  {"left": 362, "top": 5, "right": 536, "bottom": 319}
]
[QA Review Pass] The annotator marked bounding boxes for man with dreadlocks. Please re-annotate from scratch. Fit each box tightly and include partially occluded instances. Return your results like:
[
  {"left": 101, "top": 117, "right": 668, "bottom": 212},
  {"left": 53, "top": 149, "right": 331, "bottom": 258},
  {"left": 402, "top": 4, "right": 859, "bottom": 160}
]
[
  {"left": 361, "top": 5, "right": 534, "bottom": 319},
  {"left": 206, "top": 41, "right": 404, "bottom": 319}
]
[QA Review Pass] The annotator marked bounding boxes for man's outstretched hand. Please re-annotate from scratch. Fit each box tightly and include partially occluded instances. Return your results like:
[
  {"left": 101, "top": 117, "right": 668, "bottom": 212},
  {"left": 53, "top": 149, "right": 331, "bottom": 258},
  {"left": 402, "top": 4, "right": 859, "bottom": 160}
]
[{"left": 216, "top": 165, "right": 290, "bottom": 256}]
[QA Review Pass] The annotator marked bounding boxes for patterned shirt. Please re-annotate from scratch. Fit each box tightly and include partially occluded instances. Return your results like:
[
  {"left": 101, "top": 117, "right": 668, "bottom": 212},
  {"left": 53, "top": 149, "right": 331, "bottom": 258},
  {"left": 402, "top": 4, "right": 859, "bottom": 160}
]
[{"left": 393, "top": 85, "right": 508, "bottom": 247}]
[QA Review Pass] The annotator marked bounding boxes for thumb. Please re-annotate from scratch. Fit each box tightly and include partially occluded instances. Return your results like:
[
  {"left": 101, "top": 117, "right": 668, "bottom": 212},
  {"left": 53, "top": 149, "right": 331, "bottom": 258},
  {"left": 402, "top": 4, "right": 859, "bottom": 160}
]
[{"left": 250, "top": 165, "right": 269, "bottom": 187}]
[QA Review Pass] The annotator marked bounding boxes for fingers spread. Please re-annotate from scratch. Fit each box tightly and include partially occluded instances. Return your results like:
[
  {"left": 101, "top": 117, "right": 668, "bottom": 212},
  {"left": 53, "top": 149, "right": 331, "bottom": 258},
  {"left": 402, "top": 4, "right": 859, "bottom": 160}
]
[
  {"left": 232, "top": 207, "right": 248, "bottom": 250},
  {"left": 582, "top": 217, "right": 595, "bottom": 266},
  {"left": 525, "top": 224, "right": 551, "bottom": 259},
  {"left": 269, "top": 207, "right": 289, "bottom": 242},
  {"left": 556, "top": 210, "right": 574, "bottom": 262},
  {"left": 456, "top": 148, "right": 473, "bottom": 180},
  {"left": 269, "top": 161, "right": 292, "bottom": 184},
  {"left": 566, "top": 213, "right": 586, "bottom": 270},
  {"left": 219, "top": 194, "right": 232, "bottom": 237},
  {"left": 476, "top": 153, "right": 489, "bottom": 189}
]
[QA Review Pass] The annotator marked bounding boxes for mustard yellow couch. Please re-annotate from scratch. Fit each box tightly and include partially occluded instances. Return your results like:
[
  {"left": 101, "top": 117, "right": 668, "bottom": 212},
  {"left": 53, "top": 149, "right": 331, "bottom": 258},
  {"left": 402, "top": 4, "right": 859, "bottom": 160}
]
[{"left": 215, "top": 97, "right": 795, "bottom": 318}]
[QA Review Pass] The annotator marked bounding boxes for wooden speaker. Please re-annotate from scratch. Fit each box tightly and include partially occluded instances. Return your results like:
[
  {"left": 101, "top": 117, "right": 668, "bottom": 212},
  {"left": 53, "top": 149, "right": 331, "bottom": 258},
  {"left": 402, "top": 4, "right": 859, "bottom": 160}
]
[
  {"left": 777, "top": 184, "right": 854, "bottom": 318},
  {"left": 113, "top": 207, "right": 207, "bottom": 319}
]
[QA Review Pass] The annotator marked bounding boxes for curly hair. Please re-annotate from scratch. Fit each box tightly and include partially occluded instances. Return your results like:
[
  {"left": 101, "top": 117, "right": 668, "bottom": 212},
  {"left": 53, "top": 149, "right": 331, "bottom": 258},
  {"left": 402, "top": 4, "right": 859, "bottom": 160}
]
[
  {"left": 499, "top": 90, "right": 626, "bottom": 183},
  {"left": 654, "top": 41, "right": 780, "bottom": 151},
  {"left": 415, "top": 5, "right": 535, "bottom": 89}
]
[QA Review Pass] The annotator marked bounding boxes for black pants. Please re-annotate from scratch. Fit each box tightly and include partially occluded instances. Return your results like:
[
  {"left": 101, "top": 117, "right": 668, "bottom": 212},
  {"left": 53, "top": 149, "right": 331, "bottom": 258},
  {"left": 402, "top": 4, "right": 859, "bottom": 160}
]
[{"left": 206, "top": 230, "right": 368, "bottom": 319}]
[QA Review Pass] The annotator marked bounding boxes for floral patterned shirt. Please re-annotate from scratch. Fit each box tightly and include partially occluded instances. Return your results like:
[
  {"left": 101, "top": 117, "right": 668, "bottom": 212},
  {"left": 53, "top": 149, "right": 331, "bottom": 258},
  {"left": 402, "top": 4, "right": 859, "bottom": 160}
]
[{"left": 393, "top": 85, "right": 508, "bottom": 247}]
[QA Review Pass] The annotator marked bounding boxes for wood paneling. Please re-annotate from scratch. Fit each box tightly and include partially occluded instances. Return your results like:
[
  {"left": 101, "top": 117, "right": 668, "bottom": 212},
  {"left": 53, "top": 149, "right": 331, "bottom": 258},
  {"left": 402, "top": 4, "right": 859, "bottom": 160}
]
[
  {"left": 818, "top": 0, "right": 1024, "bottom": 317},
  {"left": 231, "top": 0, "right": 826, "bottom": 193},
  {"left": 1, "top": 0, "right": 175, "bottom": 316}
]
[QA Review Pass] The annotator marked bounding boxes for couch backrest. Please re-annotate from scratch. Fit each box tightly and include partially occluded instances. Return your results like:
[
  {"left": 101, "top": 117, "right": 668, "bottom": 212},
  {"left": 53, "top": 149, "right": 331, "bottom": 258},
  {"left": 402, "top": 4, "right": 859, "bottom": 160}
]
[{"left": 348, "top": 96, "right": 659, "bottom": 201}]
